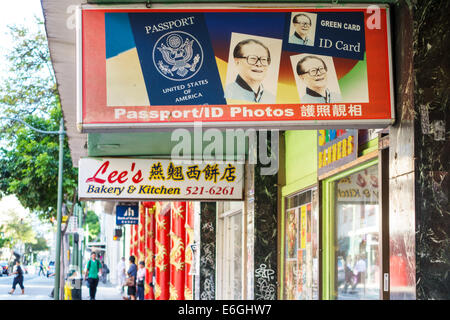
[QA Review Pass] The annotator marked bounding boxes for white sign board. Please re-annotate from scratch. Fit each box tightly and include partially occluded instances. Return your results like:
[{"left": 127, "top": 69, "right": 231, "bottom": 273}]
[{"left": 78, "top": 158, "right": 243, "bottom": 200}]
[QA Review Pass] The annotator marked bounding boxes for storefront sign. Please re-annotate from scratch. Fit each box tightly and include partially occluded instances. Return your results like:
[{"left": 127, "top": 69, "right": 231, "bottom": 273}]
[
  {"left": 317, "top": 129, "right": 358, "bottom": 176},
  {"left": 78, "top": 158, "right": 243, "bottom": 200},
  {"left": 77, "top": 4, "right": 394, "bottom": 131},
  {"left": 116, "top": 205, "right": 139, "bottom": 225}
]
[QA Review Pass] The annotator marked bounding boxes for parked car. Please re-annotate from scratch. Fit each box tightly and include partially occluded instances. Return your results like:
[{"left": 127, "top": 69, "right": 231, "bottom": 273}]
[
  {"left": 46, "top": 261, "right": 55, "bottom": 277},
  {"left": 0, "top": 261, "right": 9, "bottom": 276}
]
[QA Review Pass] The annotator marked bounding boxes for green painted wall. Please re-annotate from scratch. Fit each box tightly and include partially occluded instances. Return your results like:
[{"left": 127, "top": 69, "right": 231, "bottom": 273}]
[
  {"left": 279, "top": 130, "right": 317, "bottom": 299},
  {"left": 282, "top": 130, "right": 318, "bottom": 197}
]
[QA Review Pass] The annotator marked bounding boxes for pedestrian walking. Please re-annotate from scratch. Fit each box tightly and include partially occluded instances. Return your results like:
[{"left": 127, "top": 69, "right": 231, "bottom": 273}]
[
  {"left": 123, "top": 255, "right": 137, "bottom": 300},
  {"left": 38, "top": 260, "right": 45, "bottom": 276},
  {"left": 117, "top": 257, "right": 126, "bottom": 295},
  {"left": 137, "top": 261, "right": 146, "bottom": 300},
  {"left": 8, "top": 260, "right": 25, "bottom": 295},
  {"left": 84, "top": 252, "right": 102, "bottom": 300},
  {"left": 101, "top": 261, "right": 110, "bottom": 283}
]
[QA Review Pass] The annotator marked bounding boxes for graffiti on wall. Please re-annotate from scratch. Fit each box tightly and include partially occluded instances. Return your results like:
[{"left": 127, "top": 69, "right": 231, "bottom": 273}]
[{"left": 255, "top": 263, "right": 276, "bottom": 300}]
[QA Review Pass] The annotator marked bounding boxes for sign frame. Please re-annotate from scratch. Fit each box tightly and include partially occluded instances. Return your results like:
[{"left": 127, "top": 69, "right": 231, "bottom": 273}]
[
  {"left": 78, "top": 157, "right": 244, "bottom": 201},
  {"left": 77, "top": 3, "right": 395, "bottom": 132}
]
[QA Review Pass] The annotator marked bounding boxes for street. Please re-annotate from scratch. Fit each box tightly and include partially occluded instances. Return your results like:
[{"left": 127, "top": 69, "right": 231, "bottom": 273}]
[{"left": 0, "top": 273, "right": 124, "bottom": 300}]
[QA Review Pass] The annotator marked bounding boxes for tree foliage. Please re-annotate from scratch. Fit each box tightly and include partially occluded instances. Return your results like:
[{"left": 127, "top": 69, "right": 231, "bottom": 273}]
[
  {"left": 85, "top": 210, "right": 100, "bottom": 242},
  {"left": 0, "top": 20, "right": 58, "bottom": 119},
  {"left": 1, "top": 208, "right": 37, "bottom": 249},
  {"left": 0, "top": 19, "right": 78, "bottom": 222}
]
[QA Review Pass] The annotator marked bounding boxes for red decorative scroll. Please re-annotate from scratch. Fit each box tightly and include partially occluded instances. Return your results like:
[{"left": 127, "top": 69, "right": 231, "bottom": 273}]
[
  {"left": 169, "top": 202, "right": 186, "bottom": 300},
  {"left": 130, "top": 223, "right": 138, "bottom": 259},
  {"left": 143, "top": 201, "right": 156, "bottom": 300},
  {"left": 155, "top": 202, "right": 170, "bottom": 300},
  {"left": 184, "top": 202, "right": 194, "bottom": 300},
  {"left": 138, "top": 203, "right": 146, "bottom": 265}
]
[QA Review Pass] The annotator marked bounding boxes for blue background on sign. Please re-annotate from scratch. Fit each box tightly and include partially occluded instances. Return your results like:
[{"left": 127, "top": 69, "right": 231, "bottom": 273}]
[
  {"left": 116, "top": 205, "right": 139, "bottom": 225},
  {"left": 128, "top": 13, "right": 226, "bottom": 105},
  {"left": 105, "top": 13, "right": 136, "bottom": 59},
  {"left": 283, "top": 12, "right": 365, "bottom": 60}
]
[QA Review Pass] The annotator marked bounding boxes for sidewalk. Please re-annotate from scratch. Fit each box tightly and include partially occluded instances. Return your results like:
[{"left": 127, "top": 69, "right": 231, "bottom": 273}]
[{"left": 80, "top": 281, "right": 124, "bottom": 300}]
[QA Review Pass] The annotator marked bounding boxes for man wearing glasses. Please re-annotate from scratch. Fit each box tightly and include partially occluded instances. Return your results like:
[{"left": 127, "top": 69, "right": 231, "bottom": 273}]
[
  {"left": 296, "top": 55, "right": 342, "bottom": 103},
  {"left": 225, "top": 39, "right": 276, "bottom": 103},
  {"left": 289, "top": 13, "right": 313, "bottom": 46}
]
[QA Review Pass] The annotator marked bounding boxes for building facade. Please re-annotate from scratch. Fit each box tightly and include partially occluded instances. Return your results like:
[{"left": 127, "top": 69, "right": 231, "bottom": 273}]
[{"left": 42, "top": 0, "right": 449, "bottom": 300}]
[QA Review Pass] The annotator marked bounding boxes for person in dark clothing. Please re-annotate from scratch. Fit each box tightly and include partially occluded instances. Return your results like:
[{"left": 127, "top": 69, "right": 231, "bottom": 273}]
[
  {"left": 38, "top": 260, "right": 45, "bottom": 276},
  {"left": 123, "top": 255, "right": 137, "bottom": 300},
  {"left": 8, "top": 260, "right": 24, "bottom": 295}
]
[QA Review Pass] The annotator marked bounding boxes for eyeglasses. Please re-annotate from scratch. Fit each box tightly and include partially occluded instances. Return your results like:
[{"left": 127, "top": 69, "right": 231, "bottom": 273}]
[
  {"left": 237, "top": 55, "right": 271, "bottom": 66},
  {"left": 294, "top": 22, "right": 311, "bottom": 27},
  {"left": 300, "top": 66, "right": 327, "bottom": 77}
]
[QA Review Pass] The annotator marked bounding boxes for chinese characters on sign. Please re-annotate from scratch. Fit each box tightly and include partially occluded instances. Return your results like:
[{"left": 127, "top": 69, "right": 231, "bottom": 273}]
[
  {"left": 78, "top": 158, "right": 243, "bottom": 200},
  {"left": 78, "top": 5, "right": 394, "bottom": 131}
]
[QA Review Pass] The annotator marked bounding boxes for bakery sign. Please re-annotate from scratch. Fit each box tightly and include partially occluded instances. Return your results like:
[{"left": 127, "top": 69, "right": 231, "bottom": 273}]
[
  {"left": 77, "top": 4, "right": 394, "bottom": 131},
  {"left": 78, "top": 157, "right": 243, "bottom": 200}
]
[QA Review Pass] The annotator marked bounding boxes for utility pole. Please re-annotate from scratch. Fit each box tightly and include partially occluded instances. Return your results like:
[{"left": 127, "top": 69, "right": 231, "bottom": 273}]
[{"left": 53, "top": 118, "right": 64, "bottom": 300}]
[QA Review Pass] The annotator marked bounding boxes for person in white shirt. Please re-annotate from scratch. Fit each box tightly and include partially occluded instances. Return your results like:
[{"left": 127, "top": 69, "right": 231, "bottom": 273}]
[
  {"left": 136, "top": 261, "right": 146, "bottom": 300},
  {"left": 354, "top": 254, "right": 367, "bottom": 286},
  {"left": 117, "top": 257, "right": 126, "bottom": 295}
]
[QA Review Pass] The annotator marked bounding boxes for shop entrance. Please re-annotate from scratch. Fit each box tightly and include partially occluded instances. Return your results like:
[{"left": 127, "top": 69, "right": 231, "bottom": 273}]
[{"left": 322, "top": 158, "right": 388, "bottom": 300}]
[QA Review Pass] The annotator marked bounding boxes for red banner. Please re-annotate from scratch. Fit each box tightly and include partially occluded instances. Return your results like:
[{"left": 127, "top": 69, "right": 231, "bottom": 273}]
[
  {"left": 184, "top": 202, "right": 194, "bottom": 300},
  {"left": 143, "top": 202, "right": 156, "bottom": 300},
  {"left": 138, "top": 203, "right": 146, "bottom": 265},
  {"left": 155, "top": 202, "right": 171, "bottom": 300},
  {"left": 129, "top": 224, "right": 139, "bottom": 259},
  {"left": 170, "top": 202, "right": 186, "bottom": 300}
]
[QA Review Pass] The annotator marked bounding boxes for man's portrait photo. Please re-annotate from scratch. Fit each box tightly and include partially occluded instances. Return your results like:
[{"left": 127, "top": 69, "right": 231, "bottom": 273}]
[
  {"left": 288, "top": 12, "right": 317, "bottom": 46},
  {"left": 225, "top": 33, "right": 282, "bottom": 104},
  {"left": 290, "top": 54, "right": 342, "bottom": 103}
]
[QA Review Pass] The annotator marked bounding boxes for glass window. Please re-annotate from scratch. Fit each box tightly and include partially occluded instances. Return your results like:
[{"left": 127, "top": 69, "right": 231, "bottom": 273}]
[
  {"left": 335, "top": 165, "right": 380, "bottom": 300},
  {"left": 284, "top": 188, "right": 319, "bottom": 300},
  {"left": 218, "top": 202, "right": 243, "bottom": 300}
]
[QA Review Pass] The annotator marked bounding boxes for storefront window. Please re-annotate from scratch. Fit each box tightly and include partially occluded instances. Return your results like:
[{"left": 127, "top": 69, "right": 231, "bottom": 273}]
[
  {"left": 284, "top": 188, "right": 319, "bottom": 300},
  {"left": 335, "top": 165, "right": 380, "bottom": 300}
]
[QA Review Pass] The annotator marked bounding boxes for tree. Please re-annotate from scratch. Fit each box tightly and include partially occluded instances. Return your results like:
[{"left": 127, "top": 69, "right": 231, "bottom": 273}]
[
  {"left": 0, "top": 20, "right": 81, "bottom": 295},
  {"left": 0, "top": 20, "right": 58, "bottom": 119},
  {"left": 26, "top": 236, "right": 49, "bottom": 263},
  {"left": 0, "top": 226, "right": 12, "bottom": 249},
  {"left": 1, "top": 207, "right": 37, "bottom": 264},
  {"left": 85, "top": 210, "right": 100, "bottom": 242},
  {"left": 0, "top": 19, "right": 78, "bottom": 223}
]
